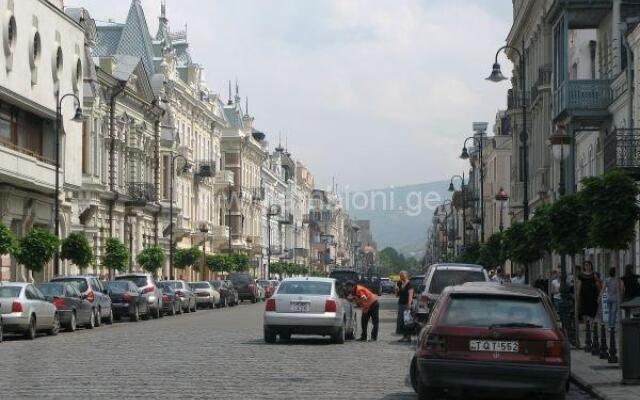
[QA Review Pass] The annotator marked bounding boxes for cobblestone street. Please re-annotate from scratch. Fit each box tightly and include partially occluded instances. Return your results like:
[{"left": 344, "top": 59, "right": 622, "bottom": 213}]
[{"left": 0, "top": 296, "right": 595, "bottom": 399}]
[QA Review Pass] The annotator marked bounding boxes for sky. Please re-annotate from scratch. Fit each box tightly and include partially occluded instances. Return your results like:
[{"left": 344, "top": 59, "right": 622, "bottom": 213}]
[{"left": 69, "top": 0, "right": 514, "bottom": 191}]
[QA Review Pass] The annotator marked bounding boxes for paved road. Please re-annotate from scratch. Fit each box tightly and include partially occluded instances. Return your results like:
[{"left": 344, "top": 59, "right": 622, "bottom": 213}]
[{"left": 0, "top": 296, "right": 595, "bottom": 399}]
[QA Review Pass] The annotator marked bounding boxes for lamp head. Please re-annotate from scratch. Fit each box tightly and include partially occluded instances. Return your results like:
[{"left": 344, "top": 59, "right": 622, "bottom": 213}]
[
  {"left": 71, "top": 107, "right": 86, "bottom": 122},
  {"left": 486, "top": 62, "right": 507, "bottom": 82},
  {"left": 448, "top": 182, "right": 455, "bottom": 192},
  {"left": 460, "top": 146, "right": 470, "bottom": 160}
]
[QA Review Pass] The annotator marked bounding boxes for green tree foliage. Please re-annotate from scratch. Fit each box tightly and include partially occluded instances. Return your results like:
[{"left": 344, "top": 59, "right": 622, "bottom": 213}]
[
  {"left": 547, "top": 194, "right": 590, "bottom": 256},
  {"left": 103, "top": 238, "right": 129, "bottom": 273},
  {"left": 136, "top": 246, "right": 166, "bottom": 274},
  {"left": 230, "top": 253, "right": 250, "bottom": 272},
  {"left": 528, "top": 204, "right": 553, "bottom": 256},
  {"left": 60, "top": 232, "right": 94, "bottom": 270},
  {"left": 14, "top": 228, "right": 59, "bottom": 273},
  {"left": 174, "top": 247, "right": 202, "bottom": 269},
  {"left": 503, "top": 221, "right": 543, "bottom": 265},
  {"left": 0, "top": 223, "right": 16, "bottom": 257},
  {"left": 378, "top": 246, "right": 421, "bottom": 276},
  {"left": 581, "top": 169, "right": 640, "bottom": 251},
  {"left": 478, "top": 232, "right": 506, "bottom": 269},
  {"left": 455, "top": 244, "right": 480, "bottom": 264},
  {"left": 206, "top": 254, "right": 230, "bottom": 274}
]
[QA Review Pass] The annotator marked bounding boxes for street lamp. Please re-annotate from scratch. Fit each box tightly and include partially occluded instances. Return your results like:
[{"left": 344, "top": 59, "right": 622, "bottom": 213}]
[
  {"left": 351, "top": 225, "right": 360, "bottom": 268},
  {"left": 494, "top": 188, "right": 509, "bottom": 232},
  {"left": 449, "top": 173, "right": 466, "bottom": 246},
  {"left": 460, "top": 136, "right": 485, "bottom": 242},
  {"left": 266, "top": 204, "right": 282, "bottom": 279},
  {"left": 486, "top": 42, "right": 529, "bottom": 223},
  {"left": 54, "top": 92, "right": 85, "bottom": 276},
  {"left": 165, "top": 153, "right": 191, "bottom": 279},
  {"left": 198, "top": 221, "right": 209, "bottom": 281}
]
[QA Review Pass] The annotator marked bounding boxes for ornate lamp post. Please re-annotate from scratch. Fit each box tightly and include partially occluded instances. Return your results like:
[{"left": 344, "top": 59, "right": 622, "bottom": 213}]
[
  {"left": 198, "top": 221, "right": 209, "bottom": 280},
  {"left": 54, "top": 93, "right": 85, "bottom": 276},
  {"left": 164, "top": 153, "right": 191, "bottom": 279},
  {"left": 266, "top": 204, "right": 282, "bottom": 279},
  {"left": 494, "top": 188, "right": 509, "bottom": 232},
  {"left": 449, "top": 173, "right": 467, "bottom": 247},
  {"left": 460, "top": 138, "right": 485, "bottom": 242}
]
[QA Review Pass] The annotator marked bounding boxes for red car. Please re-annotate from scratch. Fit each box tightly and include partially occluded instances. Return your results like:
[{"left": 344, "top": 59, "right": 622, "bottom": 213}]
[
  {"left": 411, "top": 282, "right": 569, "bottom": 400},
  {"left": 257, "top": 280, "right": 275, "bottom": 298}
]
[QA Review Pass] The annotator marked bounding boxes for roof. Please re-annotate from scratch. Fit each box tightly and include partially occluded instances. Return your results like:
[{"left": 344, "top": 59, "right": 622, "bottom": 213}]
[
  {"left": 446, "top": 282, "right": 542, "bottom": 298},
  {"left": 281, "top": 277, "right": 336, "bottom": 283},
  {"left": 94, "top": 24, "right": 123, "bottom": 57},
  {"left": 430, "top": 263, "right": 485, "bottom": 270},
  {"left": 223, "top": 105, "right": 244, "bottom": 129}
]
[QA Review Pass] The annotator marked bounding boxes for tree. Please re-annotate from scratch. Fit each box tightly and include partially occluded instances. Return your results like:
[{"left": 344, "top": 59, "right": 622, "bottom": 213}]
[
  {"left": 0, "top": 223, "right": 16, "bottom": 273},
  {"left": 206, "top": 254, "right": 230, "bottom": 275},
  {"left": 478, "top": 232, "right": 506, "bottom": 269},
  {"left": 60, "top": 232, "right": 94, "bottom": 271},
  {"left": 528, "top": 204, "right": 553, "bottom": 256},
  {"left": 548, "top": 194, "right": 590, "bottom": 257},
  {"left": 455, "top": 243, "right": 480, "bottom": 264},
  {"left": 230, "top": 253, "right": 250, "bottom": 272},
  {"left": 174, "top": 247, "right": 202, "bottom": 269},
  {"left": 103, "top": 238, "right": 129, "bottom": 273},
  {"left": 14, "top": 228, "right": 59, "bottom": 273},
  {"left": 503, "top": 221, "right": 543, "bottom": 266},
  {"left": 136, "top": 246, "right": 166, "bottom": 274},
  {"left": 581, "top": 169, "right": 640, "bottom": 267}
]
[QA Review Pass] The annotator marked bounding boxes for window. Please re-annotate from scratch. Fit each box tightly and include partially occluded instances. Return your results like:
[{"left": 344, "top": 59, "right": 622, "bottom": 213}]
[
  {"left": 7, "top": 15, "right": 16, "bottom": 49},
  {"left": 442, "top": 295, "right": 553, "bottom": 328},
  {"left": 32, "top": 31, "right": 41, "bottom": 64},
  {"left": 0, "top": 103, "right": 16, "bottom": 144}
]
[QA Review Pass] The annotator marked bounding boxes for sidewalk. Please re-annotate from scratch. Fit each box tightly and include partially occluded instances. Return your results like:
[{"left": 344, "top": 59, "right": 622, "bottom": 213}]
[{"left": 571, "top": 346, "right": 640, "bottom": 400}]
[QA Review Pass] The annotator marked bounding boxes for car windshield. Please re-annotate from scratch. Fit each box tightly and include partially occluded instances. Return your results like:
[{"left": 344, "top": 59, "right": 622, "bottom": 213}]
[
  {"left": 442, "top": 295, "right": 553, "bottom": 328},
  {"left": 409, "top": 277, "right": 424, "bottom": 293},
  {"left": 36, "top": 284, "right": 65, "bottom": 297},
  {"left": 277, "top": 281, "right": 332, "bottom": 295},
  {"left": 115, "top": 276, "right": 148, "bottom": 288},
  {"left": 231, "top": 275, "right": 251, "bottom": 285},
  {"left": 429, "top": 270, "right": 485, "bottom": 295},
  {"left": 0, "top": 286, "right": 22, "bottom": 298},
  {"left": 106, "top": 281, "right": 130, "bottom": 293},
  {"left": 190, "top": 282, "right": 210, "bottom": 289},
  {"left": 53, "top": 278, "right": 88, "bottom": 292}
]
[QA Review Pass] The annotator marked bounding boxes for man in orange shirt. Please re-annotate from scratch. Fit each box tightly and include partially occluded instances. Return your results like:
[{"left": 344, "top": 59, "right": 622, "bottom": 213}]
[{"left": 345, "top": 281, "right": 379, "bottom": 341}]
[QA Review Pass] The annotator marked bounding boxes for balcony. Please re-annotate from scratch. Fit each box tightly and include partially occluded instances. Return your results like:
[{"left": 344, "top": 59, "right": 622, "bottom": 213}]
[
  {"left": 552, "top": 79, "right": 612, "bottom": 121},
  {"left": 125, "top": 182, "right": 158, "bottom": 206},
  {"left": 531, "top": 64, "right": 552, "bottom": 103},
  {"left": 604, "top": 128, "right": 640, "bottom": 178},
  {"left": 211, "top": 225, "right": 230, "bottom": 246},
  {"left": 194, "top": 160, "right": 215, "bottom": 177},
  {"left": 214, "top": 170, "right": 234, "bottom": 188},
  {"left": 293, "top": 248, "right": 309, "bottom": 258},
  {"left": 0, "top": 140, "right": 58, "bottom": 192}
]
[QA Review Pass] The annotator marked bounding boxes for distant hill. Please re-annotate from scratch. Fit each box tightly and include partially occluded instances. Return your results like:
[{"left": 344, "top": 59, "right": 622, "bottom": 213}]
[{"left": 342, "top": 180, "right": 450, "bottom": 258}]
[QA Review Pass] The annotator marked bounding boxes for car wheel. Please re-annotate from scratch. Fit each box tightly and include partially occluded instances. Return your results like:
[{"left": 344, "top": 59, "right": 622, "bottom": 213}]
[
  {"left": 86, "top": 310, "right": 95, "bottom": 329},
  {"left": 47, "top": 314, "right": 60, "bottom": 336},
  {"left": 417, "top": 378, "right": 438, "bottom": 400},
  {"left": 131, "top": 305, "right": 140, "bottom": 322},
  {"left": 24, "top": 315, "right": 36, "bottom": 340},
  {"left": 214, "top": 299, "right": 220, "bottom": 309},
  {"left": 105, "top": 308, "right": 114, "bottom": 325},
  {"left": 168, "top": 302, "right": 176, "bottom": 316},
  {"left": 410, "top": 356, "right": 419, "bottom": 393},
  {"left": 332, "top": 324, "right": 345, "bottom": 344},
  {"left": 251, "top": 296, "right": 257, "bottom": 304},
  {"left": 280, "top": 332, "right": 291, "bottom": 342},
  {"left": 191, "top": 301, "right": 197, "bottom": 312},
  {"left": 152, "top": 304, "right": 160, "bottom": 319},
  {"left": 264, "top": 326, "right": 277, "bottom": 343},
  {"left": 94, "top": 308, "right": 102, "bottom": 327},
  {"left": 67, "top": 311, "right": 77, "bottom": 332},
  {"left": 0, "top": 318, "right": 3, "bottom": 343},
  {"left": 345, "top": 320, "right": 355, "bottom": 340},
  {"left": 158, "top": 302, "right": 164, "bottom": 318}
]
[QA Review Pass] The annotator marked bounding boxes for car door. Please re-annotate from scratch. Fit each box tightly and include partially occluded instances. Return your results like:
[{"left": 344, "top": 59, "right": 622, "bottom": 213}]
[
  {"left": 27, "top": 285, "right": 51, "bottom": 328},
  {"left": 91, "top": 278, "right": 110, "bottom": 316}
]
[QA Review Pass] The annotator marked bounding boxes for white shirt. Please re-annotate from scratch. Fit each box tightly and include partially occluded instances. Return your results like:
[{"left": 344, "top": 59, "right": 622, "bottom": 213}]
[{"left": 551, "top": 278, "right": 561, "bottom": 300}]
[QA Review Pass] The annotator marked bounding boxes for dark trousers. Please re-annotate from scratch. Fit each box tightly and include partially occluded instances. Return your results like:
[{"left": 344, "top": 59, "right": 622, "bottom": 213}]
[{"left": 361, "top": 301, "right": 380, "bottom": 340}]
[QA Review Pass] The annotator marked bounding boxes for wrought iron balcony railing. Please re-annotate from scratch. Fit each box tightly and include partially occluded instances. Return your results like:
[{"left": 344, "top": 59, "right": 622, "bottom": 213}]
[
  {"left": 126, "top": 182, "right": 158, "bottom": 206},
  {"left": 552, "top": 79, "right": 613, "bottom": 120},
  {"left": 604, "top": 128, "right": 640, "bottom": 176}
]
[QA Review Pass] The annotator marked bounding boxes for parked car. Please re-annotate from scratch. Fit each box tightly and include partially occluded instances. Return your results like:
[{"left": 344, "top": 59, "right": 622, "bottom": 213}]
[
  {"left": 257, "top": 280, "right": 276, "bottom": 298},
  {"left": 329, "top": 269, "right": 360, "bottom": 296},
  {"left": 381, "top": 279, "right": 396, "bottom": 294},
  {"left": 0, "top": 283, "right": 60, "bottom": 339},
  {"left": 410, "top": 282, "right": 569, "bottom": 400},
  {"left": 156, "top": 283, "right": 181, "bottom": 316},
  {"left": 50, "top": 275, "right": 113, "bottom": 326},
  {"left": 209, "top": 280, "right": 238, "bottom": 307},
  {"left": 36, "top": 282, "right": 94, "bottom": 331},
  {"left": 263, "top": 277, "right": 357, "bottom": 344},
  {"left": 114, "top": 273, "right": 163, "bottom": 319},
  {"left": 230, "top": 273, "right": 259, "bottom": 303},
  {"left": 104, "top": 280, "right": 150, "bottom": 321},
  {"left": 162, "top": 280, "right": 197, "bottom": 312},
  {"left": 414, "top": 264, "right": 489, "bottom": 326},
  {"left": 190, "top": 281, "right": 220, "bottom": 309}
]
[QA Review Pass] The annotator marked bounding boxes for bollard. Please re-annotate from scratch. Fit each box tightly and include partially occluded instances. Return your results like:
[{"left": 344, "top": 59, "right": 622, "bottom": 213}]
[
  {"left": 584, "top": 320, "right": 592, "bottom": 353},
  {"left": 599, "top": 324, "right": 609, "bottom": 359},
  {"left": 608, "top": 327, "right": 618, "bottom": 364},
  {"left": 591, "top": 322, "right": 600, "bottom": 356}
]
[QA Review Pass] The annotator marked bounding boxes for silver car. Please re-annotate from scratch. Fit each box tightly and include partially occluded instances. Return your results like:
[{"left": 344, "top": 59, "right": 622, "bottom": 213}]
[
  {"left": 162, "top": 280, "right": 197, "bottom": 313},
  {"left": 263, "top": 277, "right": 356, "bottom": 344},
  {"left": 115, "top": 273, "right": 163, "bottom": 319},
  {"left": 0, "top": 283, "right": 60, "bottom": 339},
  {"left": 190, "top": 281, "right": 220, "bottom": 309}
]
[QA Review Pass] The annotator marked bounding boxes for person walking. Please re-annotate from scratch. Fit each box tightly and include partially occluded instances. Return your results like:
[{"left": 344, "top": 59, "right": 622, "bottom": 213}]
[
  {"left": 395, "top": 271, "right": 414, "bottom": 342},
  {"left": 622, "top": 265, "right": 640, "bottom": 302},
  {"left": 345, "top": 281, "right": 379, "bottom": 342},
  {"left": 601, "top": 267, "right": 625, "bottom": 329},
  {"left": 578, "top": 261, "right": 599, "bottom": 351},
  {"left": 550, "top": 270, "right": 561, "bottom": 311}
]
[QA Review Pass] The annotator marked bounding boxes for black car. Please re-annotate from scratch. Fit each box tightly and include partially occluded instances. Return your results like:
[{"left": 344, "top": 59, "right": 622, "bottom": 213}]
[
  {"left": 36, "top": 282, "right": 95, "bottom": 331},
  {"left": 157, "top": 283, "right": 181, "bottom": 316},
  {"left": 381, "top": 279, "right": 396, "bottom": 294},
  {"left": 105, "top": 281, "right": 150, "bottom": 321},
  {"left": 329, "top": 269, "right": 361, "bottom": 296},
  {"left": 229, "top": 273, "right": 259, "bottom": 303},
  {"left": 210, "top": 280, "right": 238, "bottom": 307}
]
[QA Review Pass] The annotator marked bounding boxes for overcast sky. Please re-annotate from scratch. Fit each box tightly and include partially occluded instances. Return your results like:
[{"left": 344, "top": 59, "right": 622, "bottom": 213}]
[{"left": 69, "top": 0, "right": 513, "bottom": 191}]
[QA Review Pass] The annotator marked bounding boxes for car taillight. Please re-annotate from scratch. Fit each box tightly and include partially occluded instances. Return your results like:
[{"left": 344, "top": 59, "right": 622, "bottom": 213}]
[
  {"left": 86, "top": 290, "right": 95, "bottom": 303},
  {"left": 52, "top": 297, "right": 66, "bottom": 309},
  {"left": 418, "top": 333, "right": 447, "bottom": 357},
  {"left": 142, "top": 286, "right": 154, "bottom": 294},
  {"left": 265, "top": 298, "right": 276, "bottom": 312},
  {"left": 325, "top": 299, "right": 337, "bottom": 313},
  {"left": 123, "top": 293, "right": 132, "bottom": 303},
  {"left": 419, "top": 294, "right": 429, "bottom": 306},
  {"left": 162, "top": 295, "right": 169, "bottom": 302},
  {"left": 248, "top": 284, "right": 255, "bottom": 289},
  {"left": 11, "top": 301, "right": 23, "bottom": 313},
  {"left": 545, "top": 340, "right": 566, "bottom": 363}
]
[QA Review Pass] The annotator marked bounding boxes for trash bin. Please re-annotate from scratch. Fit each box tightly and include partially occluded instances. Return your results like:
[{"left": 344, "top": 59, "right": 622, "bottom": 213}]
[{"left": 621, "top": 297, "right": 640, "bottom": 384}]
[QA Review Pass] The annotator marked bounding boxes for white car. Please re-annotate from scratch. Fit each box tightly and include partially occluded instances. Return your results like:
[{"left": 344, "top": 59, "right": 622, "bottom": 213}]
[
  {"left": 190, "top": 281, "right": 221, "bottom": 309},
  {"left": 263, "top": 277, "right": 356, "bottom": 344},
  {"left": 0, "top": 283, "right": 60, "bottom": 339}
]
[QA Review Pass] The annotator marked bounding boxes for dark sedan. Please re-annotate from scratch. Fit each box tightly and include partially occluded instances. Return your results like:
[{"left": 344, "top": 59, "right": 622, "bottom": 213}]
[
  {"left": 36, "top": 282, "right": 94, "bottom": 331},
  {"left": 104, "top": 281, "right": 149, "bottom": 322},
  {"left": 157, "top": 283, "right": 181, "bottom": 316},
  {"left": 229, "top": 273, "right": 258, "bottom": 303},
  {"left": 210, "top": 280, "right": 238, "bottom": 307}
]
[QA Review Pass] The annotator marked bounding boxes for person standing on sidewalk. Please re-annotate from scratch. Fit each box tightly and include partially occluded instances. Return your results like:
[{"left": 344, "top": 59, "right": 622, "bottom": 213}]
[
  {"left": 550, "top": 270, "right": 561, "bottom": 311},
  {"left": 345, "top": 281, "right": 379, "bottom": 342},
  {"left": 601, "top": 267, "right": 625, "bottom": 329},
  {"left": 395, "top": 271, "right": 414, "bottom": 342},
  {"left": 578, "top": 261, "right": 599, "bottom": 322}
]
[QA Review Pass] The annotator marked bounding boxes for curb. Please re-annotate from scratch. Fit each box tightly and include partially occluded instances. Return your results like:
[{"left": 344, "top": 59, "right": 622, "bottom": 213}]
[{"left": 570, "top": 373, "right": 608, "bottom": 400}]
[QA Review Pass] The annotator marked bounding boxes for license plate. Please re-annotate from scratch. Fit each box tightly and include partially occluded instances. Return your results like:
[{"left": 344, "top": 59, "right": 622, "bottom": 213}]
[
  {"left": 469, "top": 340, "right": 519, "bottom": 353},
  {"left": 290, "top": 302, "right": 310, "bottom": 313}
]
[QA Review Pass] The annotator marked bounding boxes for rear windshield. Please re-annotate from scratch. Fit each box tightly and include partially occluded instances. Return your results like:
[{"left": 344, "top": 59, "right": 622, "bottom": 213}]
[
  {"left": 0, "top": 286, "right": 22, "bottom": 298},
  {"left": 53, "top": 277, "right": 88, "bottom": 292},
  {"left": 115, "top": 276, "right": 148, "bottom": 288},
  {"left": 163, "top": 281, "right": 184, "bottom": 289},
  {"left": 442, "top": 296, "right": 553, "bottom": 328},
  {"left": 157, "top": 283, "right": 174, "bottom": 293},
  {"left": 429, "top": 270, "right": 485, "bottom": 295},
  {"left": 190, "top": 282, "right": 210, "bottom": 289},
  {"left": 410, "top": 277, "right": 424, "bottom": 292},
  {"left": 277, "top": 281, "right": 332, "bottom": 295},
  {"left": 106, "top": 281, "right": 130, "bottom": 293},
  {"left": 329, "top": 271, "right": 359, "bottom": 283},
  {"left": 257, "top": 280, "right": 270, "bottom": 287},
  {"left": 210, "top": 281, "right": 222, "bottom": 289},
  {"left": 36, "top": 284, "right": 64, "bottom": 297},
  {"left": 231, "top": 275, "right": 250, "bottom": 285}
]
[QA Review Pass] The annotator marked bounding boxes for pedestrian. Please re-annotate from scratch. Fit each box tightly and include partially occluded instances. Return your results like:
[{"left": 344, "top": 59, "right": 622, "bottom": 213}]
[
  {"left": 550, "top": 269, "right": 561, "bottom": 311},
  {"left": 577, "top": 261, "right": 599, "bottom": 339},
  {"left": 395, "top": 271, "right": 414, "bottom": 342},
  {"left": 345, "top": 281, "right": 379, "bottom": 342},
  {"left": 601, "top": 267, "right": 625, "bottom": 329},
  {"left": 493, "top": 267, "right": 510, "bottom": 284},
  {"left": 622, "top": 264, "right": 640, "bottom": 302},
  {"left": 511, "top": 269, "right": 525, "bottom": 285}
]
